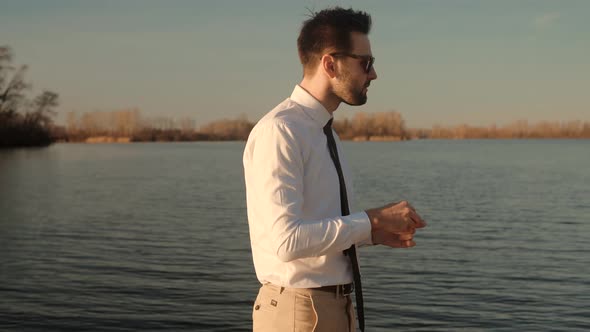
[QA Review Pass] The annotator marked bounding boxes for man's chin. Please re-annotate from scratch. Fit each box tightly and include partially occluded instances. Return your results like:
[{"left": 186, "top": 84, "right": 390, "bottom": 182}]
[{"left": 343, "top": 95, "right": 368, "bottom": 106}]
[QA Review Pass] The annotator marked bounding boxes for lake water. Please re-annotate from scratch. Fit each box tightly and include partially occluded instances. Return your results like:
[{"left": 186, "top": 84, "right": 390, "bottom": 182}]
[{"left": 0, "top": 140, "right": 589, "bottom": 331}]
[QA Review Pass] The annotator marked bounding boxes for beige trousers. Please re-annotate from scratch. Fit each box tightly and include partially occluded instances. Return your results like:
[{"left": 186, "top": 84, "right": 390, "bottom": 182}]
[{"left": 252, "top": 283, "right": 356, "bottom": 332}]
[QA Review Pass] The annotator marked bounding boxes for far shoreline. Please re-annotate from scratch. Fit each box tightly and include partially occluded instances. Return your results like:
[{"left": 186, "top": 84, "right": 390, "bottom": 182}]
[{"left": 53, "top": 136, "right": 589, "bottom": 144}]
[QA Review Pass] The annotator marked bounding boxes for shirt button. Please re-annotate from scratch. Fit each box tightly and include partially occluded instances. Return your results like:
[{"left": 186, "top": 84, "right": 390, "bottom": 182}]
[{"left": 255, "top": 305, "right": 260, "bottom": 310}]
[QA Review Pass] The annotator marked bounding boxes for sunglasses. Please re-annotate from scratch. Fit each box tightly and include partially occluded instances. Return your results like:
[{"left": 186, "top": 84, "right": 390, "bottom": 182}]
[{"left": 330, "top": 52, "right": 375, "bottom": 73}]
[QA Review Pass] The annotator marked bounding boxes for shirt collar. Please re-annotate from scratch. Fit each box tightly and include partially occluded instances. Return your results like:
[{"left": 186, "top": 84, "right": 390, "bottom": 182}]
[{"left": 290, "top": 85, "right": 332, "bottom": 127}]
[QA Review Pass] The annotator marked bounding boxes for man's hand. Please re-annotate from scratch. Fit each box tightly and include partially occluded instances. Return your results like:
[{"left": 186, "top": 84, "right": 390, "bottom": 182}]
[
  {"left": 371, "top": 229, "right": 416, "bottom": 248},
  {"left": 365, "top": 200, "right": 427, "bottom": 248}
]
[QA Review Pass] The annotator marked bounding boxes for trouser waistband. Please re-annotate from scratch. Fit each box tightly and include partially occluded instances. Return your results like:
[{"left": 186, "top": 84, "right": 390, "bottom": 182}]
[{"left": 263, "top": 283, "right": 353, "bottom": 297}]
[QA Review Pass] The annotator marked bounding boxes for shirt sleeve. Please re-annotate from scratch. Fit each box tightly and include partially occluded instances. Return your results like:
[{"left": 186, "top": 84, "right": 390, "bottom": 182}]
[
  {"left": 356, "top": 211, "right": 375, "bottom": 247},
  {"left": 245, "top": 120, "right": 372, "bottom": 262}
]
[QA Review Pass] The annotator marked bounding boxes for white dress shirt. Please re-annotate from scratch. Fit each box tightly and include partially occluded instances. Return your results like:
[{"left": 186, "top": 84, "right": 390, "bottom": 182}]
[{"left": 243, "top": 85, "right": 372, "bottom": 288}]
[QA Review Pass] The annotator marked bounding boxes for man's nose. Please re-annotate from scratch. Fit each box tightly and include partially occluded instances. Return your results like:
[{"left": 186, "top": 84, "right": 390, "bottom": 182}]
[{"left": 368, "top": 66, "right": 377, "bottom": 80}]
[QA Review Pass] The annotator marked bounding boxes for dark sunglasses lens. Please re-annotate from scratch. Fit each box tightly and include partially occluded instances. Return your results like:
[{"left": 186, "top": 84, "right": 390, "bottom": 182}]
[{"left": 364, "top": 58, "right": 374, "bottom": 73}]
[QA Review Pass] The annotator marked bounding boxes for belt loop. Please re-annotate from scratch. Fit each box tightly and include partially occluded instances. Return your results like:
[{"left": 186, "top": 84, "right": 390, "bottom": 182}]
[{"left": 336, "top": 284, "right": 340, "bottom": 298}]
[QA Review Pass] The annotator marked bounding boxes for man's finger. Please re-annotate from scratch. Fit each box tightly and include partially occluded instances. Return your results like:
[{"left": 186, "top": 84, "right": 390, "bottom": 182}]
[
  {"left": 383, "top": 238, "right": 416, "bottom": 248},
  {"left": 396, "top": 240, "right": 415, "bottom": 248},
  {"left": 409, "top": 210, "right": 427, "bottom": 228},
  {"left": 396, "top": 233, "right": 414, "bottom": 241},
  {"left": 401, "top": 240, "right": 415, "bottom": 248}
]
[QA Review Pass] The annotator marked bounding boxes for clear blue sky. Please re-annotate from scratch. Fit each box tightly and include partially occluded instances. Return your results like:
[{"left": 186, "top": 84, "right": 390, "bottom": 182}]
[{"left": 1, "top": 0, "right": 589, "bottom": 128}]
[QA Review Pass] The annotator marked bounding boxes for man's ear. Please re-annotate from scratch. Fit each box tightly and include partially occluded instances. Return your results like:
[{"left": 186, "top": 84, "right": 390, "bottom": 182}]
[{"left": 321, "top": 54, "right": 337, "bottom": 79}]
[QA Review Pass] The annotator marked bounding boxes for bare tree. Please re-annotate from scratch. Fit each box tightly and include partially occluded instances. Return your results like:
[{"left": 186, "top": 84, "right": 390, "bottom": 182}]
[
  {"left": 28, "top": 91, "right": 59, "bottom": 127},
  {"left": 0, "top": 46, "right": 31, "bottom": 117},
  {"left": 0, "top": 46, "right": 60, "bottom": 147}
]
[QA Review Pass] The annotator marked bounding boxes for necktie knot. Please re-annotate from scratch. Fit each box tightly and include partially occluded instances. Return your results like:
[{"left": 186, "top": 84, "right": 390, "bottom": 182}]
[{"left": 323, "top": 118, "right": 333, "bottom": 133}]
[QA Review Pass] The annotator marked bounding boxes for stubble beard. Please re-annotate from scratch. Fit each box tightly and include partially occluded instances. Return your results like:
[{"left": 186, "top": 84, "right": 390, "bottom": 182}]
[{"left": 334, "top": 68, "right": 368, "bottom": 106}]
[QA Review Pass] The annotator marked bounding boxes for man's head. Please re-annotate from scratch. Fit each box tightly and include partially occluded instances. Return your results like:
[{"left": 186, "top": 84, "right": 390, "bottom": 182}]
[{"left": 297, "top": 7, "right": 377, "bottom": 106}]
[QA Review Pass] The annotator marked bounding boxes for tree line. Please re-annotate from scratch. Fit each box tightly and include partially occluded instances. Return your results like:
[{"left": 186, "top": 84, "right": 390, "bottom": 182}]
[
  {"left": 408, "top": 120, "right": 590, "bottom": 139},
  {"left": 58, "top": 109, "right": 254, "bottom": 142},
  {"left": 57, "top": 109, "right": 407, "bottom": 142},
  {"left": 57, "top": 109, "right": 590, "bottom": 142}
]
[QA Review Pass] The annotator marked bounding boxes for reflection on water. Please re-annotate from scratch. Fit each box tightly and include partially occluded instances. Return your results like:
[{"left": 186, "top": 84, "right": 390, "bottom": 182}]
[{"left": 1, "top": 140, "right": 589, "bottom": 331}]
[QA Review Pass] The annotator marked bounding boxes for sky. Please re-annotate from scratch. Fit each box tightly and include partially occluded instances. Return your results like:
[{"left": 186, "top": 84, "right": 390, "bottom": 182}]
[{"left": 1, "top": 0, "right": 589, "bottom": 128}]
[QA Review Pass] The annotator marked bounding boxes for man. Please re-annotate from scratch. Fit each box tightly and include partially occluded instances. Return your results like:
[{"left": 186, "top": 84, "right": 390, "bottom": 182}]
[{"left": 243, "top": 7, "right": 426, "bottom": 331}]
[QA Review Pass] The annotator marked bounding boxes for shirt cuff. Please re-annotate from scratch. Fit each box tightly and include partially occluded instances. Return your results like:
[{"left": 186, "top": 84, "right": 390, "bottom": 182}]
[{"left": 347, "top": 211, "right": 373, "bottom": 247}]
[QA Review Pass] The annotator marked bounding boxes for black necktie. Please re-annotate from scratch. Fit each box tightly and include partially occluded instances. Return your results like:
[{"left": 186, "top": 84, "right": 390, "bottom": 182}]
[{"left": 323, "top": 118, "right": 365, "bottom": 332}]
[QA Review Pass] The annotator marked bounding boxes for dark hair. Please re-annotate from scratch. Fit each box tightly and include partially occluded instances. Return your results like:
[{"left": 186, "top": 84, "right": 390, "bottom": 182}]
[{"left": 297, "top": 7, "right": 372, "bottom": 74}]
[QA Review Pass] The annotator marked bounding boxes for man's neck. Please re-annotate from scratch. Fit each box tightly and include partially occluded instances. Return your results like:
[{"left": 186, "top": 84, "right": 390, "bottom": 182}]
[{"left": 299, "top": 79, "right": 340, "bottom": 114}]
